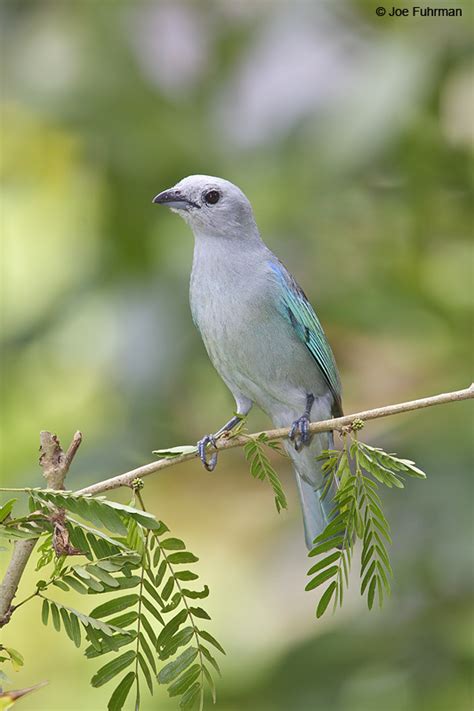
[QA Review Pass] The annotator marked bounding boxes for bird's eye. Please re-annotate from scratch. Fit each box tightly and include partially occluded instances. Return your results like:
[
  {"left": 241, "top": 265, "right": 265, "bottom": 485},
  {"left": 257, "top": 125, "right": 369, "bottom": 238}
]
[{"left": 204, "top": 190, "right": 220, "bottom": 205}]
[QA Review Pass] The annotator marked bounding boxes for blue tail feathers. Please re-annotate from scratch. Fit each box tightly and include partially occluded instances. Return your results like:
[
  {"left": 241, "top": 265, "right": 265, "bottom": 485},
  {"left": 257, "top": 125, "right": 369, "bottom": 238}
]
[{"left": 285, "top": 431, "right": 339, "bottom": 549}]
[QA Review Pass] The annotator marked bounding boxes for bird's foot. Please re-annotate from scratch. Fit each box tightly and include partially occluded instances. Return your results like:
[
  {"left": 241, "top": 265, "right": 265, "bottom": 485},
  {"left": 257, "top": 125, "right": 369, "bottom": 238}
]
[
  {"left": 289, "top": 415, "right": 311, "bottom": 451},
  {"left": 197, "top": 434, "right": 218, "bottom": 472}
]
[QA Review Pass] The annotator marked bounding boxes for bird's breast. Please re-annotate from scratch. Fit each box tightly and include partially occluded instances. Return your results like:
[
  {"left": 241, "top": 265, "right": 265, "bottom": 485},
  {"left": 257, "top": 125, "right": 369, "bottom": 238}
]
[{"left": 189, "top": 242, "right": 330, "bottom": 414}]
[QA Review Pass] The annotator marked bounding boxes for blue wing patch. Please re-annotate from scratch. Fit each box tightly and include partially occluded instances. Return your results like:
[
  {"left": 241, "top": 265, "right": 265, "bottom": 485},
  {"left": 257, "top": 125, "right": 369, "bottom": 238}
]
[{"left": 269, "top": 261, "right": 342, "bottom": 415}]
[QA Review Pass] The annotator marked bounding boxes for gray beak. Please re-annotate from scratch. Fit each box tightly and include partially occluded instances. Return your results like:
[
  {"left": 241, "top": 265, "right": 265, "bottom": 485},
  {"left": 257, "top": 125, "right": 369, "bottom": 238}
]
[{"left": 152, "top": 189, "right": 199, "bottom": 210}]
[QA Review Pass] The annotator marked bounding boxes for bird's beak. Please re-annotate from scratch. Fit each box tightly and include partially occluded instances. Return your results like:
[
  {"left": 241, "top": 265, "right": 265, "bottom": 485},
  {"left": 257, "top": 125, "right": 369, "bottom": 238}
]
[{"left": 152, "top": 189, "right": 199, "bottom": 210}]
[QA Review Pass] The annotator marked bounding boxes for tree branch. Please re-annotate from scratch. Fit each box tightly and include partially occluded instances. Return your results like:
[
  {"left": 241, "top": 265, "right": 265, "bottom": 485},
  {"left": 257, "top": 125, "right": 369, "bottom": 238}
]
[
  {"left": 0, "top": 431, "right": 82, "bottom": 626},
  {"left": 77, "top": 383, "right": 473, "bottom": 497},
  {"left": 0, "top": 385, "right": 472, "bottom": 628}
]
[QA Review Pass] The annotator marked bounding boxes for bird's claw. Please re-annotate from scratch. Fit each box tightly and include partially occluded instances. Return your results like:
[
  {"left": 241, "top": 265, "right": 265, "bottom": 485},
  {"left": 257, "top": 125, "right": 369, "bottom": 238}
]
[
  {"left": 289, "top": 415, "right": 311, "bottom": 451},
  {"left": 197, "top": 434, "right": 218, "bottom": 471}
]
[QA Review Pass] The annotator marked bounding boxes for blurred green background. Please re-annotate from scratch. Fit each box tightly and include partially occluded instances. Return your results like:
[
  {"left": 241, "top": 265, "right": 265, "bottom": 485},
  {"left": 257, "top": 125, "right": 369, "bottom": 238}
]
[{"left": 1, "top": 1, "right": 473, "bottom": 710}]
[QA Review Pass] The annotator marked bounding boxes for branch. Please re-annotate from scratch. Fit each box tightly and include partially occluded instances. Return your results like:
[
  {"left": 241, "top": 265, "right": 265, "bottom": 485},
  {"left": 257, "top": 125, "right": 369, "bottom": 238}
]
[
  {"left": 77, "top": 383, "right": 473, "bottom": 497},
  {"left": 0, "top": 431, "right": 82, "bottom": 626},
  {"left": 0, "top": 385, "right": 472, "bottom": 628}
]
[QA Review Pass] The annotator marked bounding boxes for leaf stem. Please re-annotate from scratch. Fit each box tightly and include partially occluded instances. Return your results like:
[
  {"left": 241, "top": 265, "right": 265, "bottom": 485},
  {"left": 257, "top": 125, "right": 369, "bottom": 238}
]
[
  {"left": 12, "top": 589, "right": 40, "bottom": 611},
  {"left": 134, "top": 489, "right": 150, "bottom": 710},
  {"left": 156, "top": 539, "right": 206, "bottom": 711}
]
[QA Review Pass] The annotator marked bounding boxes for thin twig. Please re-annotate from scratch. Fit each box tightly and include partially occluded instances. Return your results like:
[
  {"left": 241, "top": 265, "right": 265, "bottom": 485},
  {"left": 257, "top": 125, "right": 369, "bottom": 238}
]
[
  {"left": 0, "top": 431, "right": 82, "bottom": 626},
  {"left": 76, "top": 384, "right": 473, "bottom": 498},
  {"left": 0, "top": 384, "right": 472, "bottom": 629}
]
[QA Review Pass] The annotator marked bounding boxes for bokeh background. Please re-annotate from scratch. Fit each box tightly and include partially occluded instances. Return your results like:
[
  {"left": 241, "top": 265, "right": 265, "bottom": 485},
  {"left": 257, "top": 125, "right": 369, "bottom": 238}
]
[{"left": 1, "top": 1, "right": 473, "bottom": 710}]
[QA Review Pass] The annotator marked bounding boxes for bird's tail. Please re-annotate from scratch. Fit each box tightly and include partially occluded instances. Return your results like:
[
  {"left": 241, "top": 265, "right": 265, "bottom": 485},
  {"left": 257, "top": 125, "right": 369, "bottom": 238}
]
[{"left": 284, "top": 431, "right": 339, "bottom": 550}]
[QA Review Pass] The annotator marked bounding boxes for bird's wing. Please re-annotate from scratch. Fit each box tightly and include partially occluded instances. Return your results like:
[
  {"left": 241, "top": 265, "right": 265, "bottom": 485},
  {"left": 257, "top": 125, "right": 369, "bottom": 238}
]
[{"left": 268, "top": 260, "right": 343, "bottom": 415}]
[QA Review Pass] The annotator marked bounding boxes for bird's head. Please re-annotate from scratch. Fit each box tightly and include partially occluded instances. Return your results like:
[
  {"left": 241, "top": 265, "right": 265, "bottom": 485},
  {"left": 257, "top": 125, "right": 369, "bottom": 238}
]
[{"left": 152, "top": 175, "right": 258, "bottom": 240}]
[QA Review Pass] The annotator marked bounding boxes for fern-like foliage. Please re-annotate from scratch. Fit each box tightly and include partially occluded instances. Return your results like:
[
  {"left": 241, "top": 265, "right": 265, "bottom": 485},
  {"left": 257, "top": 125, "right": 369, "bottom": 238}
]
[
  {"left": 0, "top": 425, "right": 430, "bottom": 709},
  {"left": 244, "top": 434, "right": 288, "bottom": 512},
  {"left": 2, "top": 488, "right": 224, "bottom": 711},
  {"left": 306, "top": 432, "right": 426, "bottom": 617}
]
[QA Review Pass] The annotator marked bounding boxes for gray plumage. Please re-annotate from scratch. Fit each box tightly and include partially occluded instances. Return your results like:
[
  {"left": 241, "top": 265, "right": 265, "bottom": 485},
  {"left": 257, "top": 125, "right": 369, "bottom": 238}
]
[{"left": 153, "top": 175, "right": 342, "bottom": 548}]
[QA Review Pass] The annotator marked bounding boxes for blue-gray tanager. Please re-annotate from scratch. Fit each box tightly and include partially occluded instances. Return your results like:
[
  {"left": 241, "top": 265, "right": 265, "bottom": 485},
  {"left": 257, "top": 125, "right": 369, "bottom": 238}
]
[{"left": 153, "top": 176, "right": 342, "bottom": 548}]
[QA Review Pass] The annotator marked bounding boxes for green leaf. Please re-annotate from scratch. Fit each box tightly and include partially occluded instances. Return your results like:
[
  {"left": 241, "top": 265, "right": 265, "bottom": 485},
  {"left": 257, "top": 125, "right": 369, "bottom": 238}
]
[
  {"left": 182, "top": 586, "right": 209, "bottom": 600},
  {"left": 67, "top": 524, "right": 91, "bottom": 557},
  {"left": 202, "top": 665, "right": 216, "bottom": 704},
  {"left": 244, "top": 438, "right": 288, "bottom": 512},
  {"left": 315, "top": 514, "right": 347, "bottom": 540},
  {"left": 153, "top": 522, "right": 170, "bottom": 536},
  {"left": 87, "top": 500, "right": 128, "bottom": 536},
  {"left": 316, "top": 581, "right": 338, "bottom": 618},
  {"left": 41, "top": 599, "right": 49, "bottom": 626},
  {"left": 361, "top": 561, "right": 376, "bottom": 595},
  {"left": 107, "top": 671, "right": 135, "bottom": 711},
  {"left": 159, "top": 627, "right": 194, "bottom": 660},
  {"left": 86, "top": 625, "right": 103, "bottom": 652},
  {"left": 87, "top": 565, "right": 120, "bottom": 588},
  {"left": 108, "top": 611, "right": 138, "bottom": 629},
  {"left": 375, "top": 544, "right": 392, "bottom": 576},
  {"left": 308, "top": 536, "right": 344, "bottom": 556},
  {"left": 162, "top": 577, "right": 175, "bottom": 601},
  {"left": 161, "top": 592, "right": 182, "bottom": 614},
  {"left": 372, "top": 517, "right": 392, "bottom": 543},
  {"left": 139, "top": 632, "right": 157, "bottom": 675},
  {"left": 112, "top": 576, "right": 142, "bottom": 591},
  {"left": 167, "top": 664, "right": 201, "bottom": 697},
  {"left": 305, "top": 566, "right": 339, "bottom": 591},
  {"left": 180, "top": 681, "right": 201, "bottom": 710},
  {"left": 84, "top": 577, "right": 105, "bottom": 593},
  {"left": 307, "top": 551, "right": 341, "bottom": 576},
  {"left": 85, "top": 633, "right": 136, "bottom": 659},
  {"left": 104, "top": 500, "right": 162, "bottom": 530},
  {"left": 377, "top": 575, "right": 384, "bottom": 607},
  {"left": 124, "top": 517, "right": 145, "bottom": 555},
  {"left": 189, "top": 607, "right": 211, "bottom": 620},
  {"left": 161, "top": 538, "right": 186, "bottom": 550},
  {"left": 367, "top": 575, "right": 377, "bottom": 610},
  {"left": 143, "top": 579, "right": 164, "bottom": 608},
  {"left": 60, "top": 608, "right": 73, "bottom": 642},
  {"left": 140, "top": 614, "right": 157, "bottom": 649},
  {"left": 90, "top": 595, "right": 139, "bottom": 619},
  {"left": 137, "top": 651, "right": 154, "bottom": 694},
  {"left": 68, "top": 519, "right": 128, "bottom": 553},
  {"left": 155, "top": 560, "right": 167, "bottom": 587},
  {"left": 174, "top": 571, "right": 199, "bottom": 582},
  {"left": 197, "top": 629, "right": 226, "bottom": 655},
  {"left": 376, "top": 561, "right": 391, "bottom": 594},
  {"left": 157, "top": 610, "right": 188, "bottom": 650},
  {"left": 62, "top": 575, "right": 88, "bottom": 595},
  {"left": 199, "top": 645, "right": 220, "bottom": 675},
  {"left": 51, "top": 603, "right": 61, "bottom": 631},
  {"left": 73, "top": 565, "right": 92, "bottom": 581},
  {"left": 397, "top": 459, "right": 426, "bottom": 479},
  {"left": 157, "top": 647, "right": 198, "bottom": 684},
  {"left": 53, "top": 579, "right": 69, "bottom": 592},
  {"left": 0, "top": 525, "right": 40, "bottom": 540},
  {"left": 141, "top": 596, "right": 164, "bottom": 625},
  {"left": 3, "top": 647, "right": 24, "bottom": 670},
  {"left": 69, "top": 612, "right": 82, "bottom": 647},
  {"left": 166, "top": 552, "right": 199, "bottom": 565},
  {"left": 0, "top": 499, "right": 16, "bottom": 523},
  {"left": 91, "top": 650, "right": 136, "bottom": 688},
  {"left": 361, "top": 546, "right": 374, "bottom": 574},
  {"left": 152, "top": 445, "right": 198, "bottom": 458},
  {"left": 97, "top": 560, "right": 123, "bottom": 572}
]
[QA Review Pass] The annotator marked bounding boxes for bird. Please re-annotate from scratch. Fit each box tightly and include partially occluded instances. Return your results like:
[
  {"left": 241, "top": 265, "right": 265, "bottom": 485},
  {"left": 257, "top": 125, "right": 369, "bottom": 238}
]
[{"left": 153, "top": 175, "right": 342, "bottom": 549}]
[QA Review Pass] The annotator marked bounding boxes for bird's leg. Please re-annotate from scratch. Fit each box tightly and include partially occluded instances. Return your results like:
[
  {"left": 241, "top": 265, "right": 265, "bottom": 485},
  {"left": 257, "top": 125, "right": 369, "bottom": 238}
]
[
  {"left": 289, "top": 393, "right": 315, "bottom": 452},
  {"left": 197, "top": 414, "right": 245, "bottom": 472}
]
